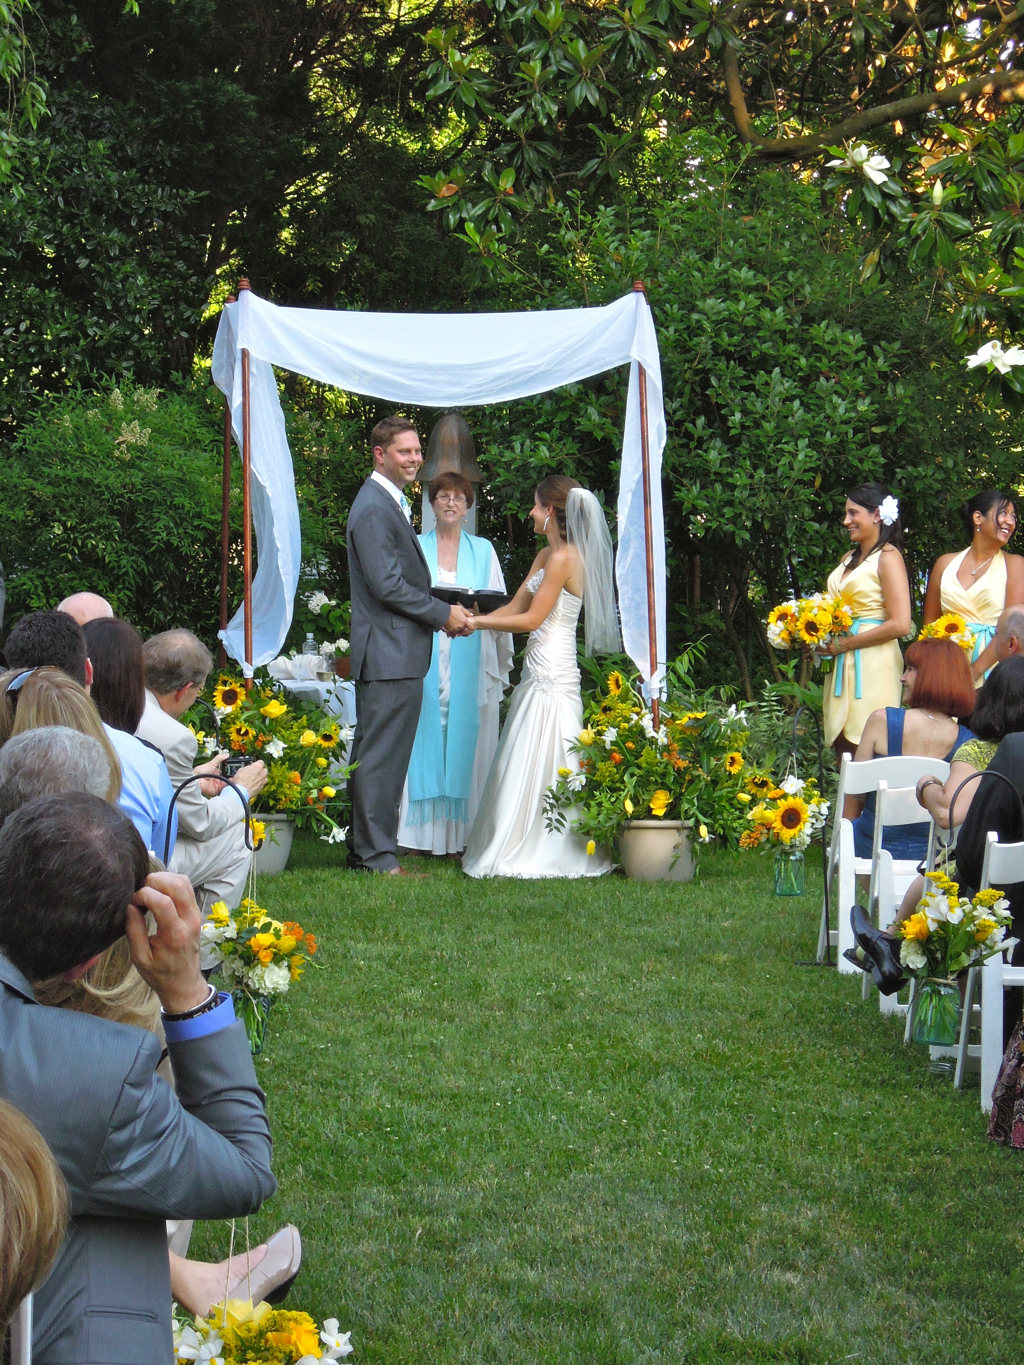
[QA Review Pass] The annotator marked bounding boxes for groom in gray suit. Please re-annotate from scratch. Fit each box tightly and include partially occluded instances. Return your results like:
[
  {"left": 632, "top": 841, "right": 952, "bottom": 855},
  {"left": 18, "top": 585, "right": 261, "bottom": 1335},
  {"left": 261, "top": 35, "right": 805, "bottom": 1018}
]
[{"left": 346, "top": 417, "right": 473, "bottom": 873}]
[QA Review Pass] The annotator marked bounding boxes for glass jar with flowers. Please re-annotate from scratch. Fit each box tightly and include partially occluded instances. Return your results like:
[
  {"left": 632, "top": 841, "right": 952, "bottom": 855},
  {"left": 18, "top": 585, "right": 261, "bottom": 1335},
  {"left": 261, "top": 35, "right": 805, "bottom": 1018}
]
[{"left": 737, "top": 776, "right": 830, "bottom": 895}]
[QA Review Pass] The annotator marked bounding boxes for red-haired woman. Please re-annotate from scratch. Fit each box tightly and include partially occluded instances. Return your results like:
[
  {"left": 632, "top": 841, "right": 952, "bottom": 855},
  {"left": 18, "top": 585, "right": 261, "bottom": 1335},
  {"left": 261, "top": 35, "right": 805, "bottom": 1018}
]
[{"left": 843, "top": 638, "right": 976, "bottom": 860}]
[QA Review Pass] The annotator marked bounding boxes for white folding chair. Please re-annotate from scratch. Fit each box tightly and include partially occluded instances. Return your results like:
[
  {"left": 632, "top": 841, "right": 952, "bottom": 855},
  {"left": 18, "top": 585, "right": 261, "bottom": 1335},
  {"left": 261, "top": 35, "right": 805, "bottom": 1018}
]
[
  {"left": 9, "top": 1293, "right": 32, "bottom": 1365},
  {"left": 863, "top": 782, "right": 938, "bottom": 1015},
  {"left": 960, "top": 831, "right": 1024, "bottom": 1108},
  {"left": 822, "top": 753, "right": 950, "bottom": 972}
]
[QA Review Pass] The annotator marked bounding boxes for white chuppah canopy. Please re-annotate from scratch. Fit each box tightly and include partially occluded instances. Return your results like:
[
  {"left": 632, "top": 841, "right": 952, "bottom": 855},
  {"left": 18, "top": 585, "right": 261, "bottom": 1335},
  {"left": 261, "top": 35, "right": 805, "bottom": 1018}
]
[{"left": 211, "top": 286, "right": 667, "bottom": 691}]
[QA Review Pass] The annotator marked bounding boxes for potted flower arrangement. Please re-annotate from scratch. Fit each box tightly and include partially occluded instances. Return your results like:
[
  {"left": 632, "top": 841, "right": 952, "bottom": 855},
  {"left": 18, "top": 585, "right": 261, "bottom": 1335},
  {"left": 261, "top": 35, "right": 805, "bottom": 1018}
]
[
  {"left": 174, "top": 1297, "right": 351, "bottom": 1364},
  {"left": 190, "top": 673, "right": 354, "bottom": 871},
  {"left": 897, "top": 871, "right": 1016, "bottom": 1046},
  {"left": 296, "top": 590, "right": 352, "bottom": 677},
  {"left": 737, "top": 775, "right": 830, "bottom": 895},
  {"left": 201, "top": 897, "right": 318, "bottom": 1052},
  {"left": 543, "top": 669, "right": 752, "bottom": 880}
]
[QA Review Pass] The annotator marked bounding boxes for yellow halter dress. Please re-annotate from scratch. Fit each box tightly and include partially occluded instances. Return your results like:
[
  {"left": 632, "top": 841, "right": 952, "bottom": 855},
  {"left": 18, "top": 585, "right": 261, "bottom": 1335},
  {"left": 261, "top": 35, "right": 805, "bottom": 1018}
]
[
  {"left": 939, "top": 548, "right": 1006, "bottom": 685},
  {"left": 822, "top": 553, "right": 903, "bottom": 746}
]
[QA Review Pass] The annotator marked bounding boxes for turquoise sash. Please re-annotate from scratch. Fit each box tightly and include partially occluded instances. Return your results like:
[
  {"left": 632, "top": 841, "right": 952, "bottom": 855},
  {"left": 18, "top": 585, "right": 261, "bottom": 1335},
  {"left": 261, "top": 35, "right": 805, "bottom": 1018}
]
[
  {"left": 406, "top": 531, "right": 493, "bottom": 826},
  {"left": 833, "top": 618, "right": 885, "bottom": 700},
  {"left": 968, "top": 622, "right": 996, "bottom": 665}
]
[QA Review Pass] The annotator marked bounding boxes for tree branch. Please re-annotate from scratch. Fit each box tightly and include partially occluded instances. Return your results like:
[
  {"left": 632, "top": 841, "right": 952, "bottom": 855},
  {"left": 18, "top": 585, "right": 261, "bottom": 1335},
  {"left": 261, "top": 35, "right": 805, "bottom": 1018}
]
[{"left": 723, "top": 46, "right": 1024, "bottom": 159}]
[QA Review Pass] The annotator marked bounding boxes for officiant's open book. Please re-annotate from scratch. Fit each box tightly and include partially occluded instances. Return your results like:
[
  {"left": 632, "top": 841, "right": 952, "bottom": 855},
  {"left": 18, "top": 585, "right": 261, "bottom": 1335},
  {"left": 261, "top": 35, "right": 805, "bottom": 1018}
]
[{"left": 430, "top": 586, "right": 511, "bottom": 611}]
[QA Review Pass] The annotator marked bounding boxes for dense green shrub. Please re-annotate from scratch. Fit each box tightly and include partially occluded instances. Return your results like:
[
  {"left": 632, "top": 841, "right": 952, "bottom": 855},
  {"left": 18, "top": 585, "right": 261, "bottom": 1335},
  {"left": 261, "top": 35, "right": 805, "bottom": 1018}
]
[{"left": 0, "top": 380, "right": 238, "bottom": 641}]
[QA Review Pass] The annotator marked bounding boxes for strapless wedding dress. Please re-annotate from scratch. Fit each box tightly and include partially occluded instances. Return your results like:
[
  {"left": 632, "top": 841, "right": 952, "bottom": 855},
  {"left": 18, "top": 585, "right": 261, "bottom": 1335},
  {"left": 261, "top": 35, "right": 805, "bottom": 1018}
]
[{"left": 462, "top": 571, "right": 612, "bottom": 879}]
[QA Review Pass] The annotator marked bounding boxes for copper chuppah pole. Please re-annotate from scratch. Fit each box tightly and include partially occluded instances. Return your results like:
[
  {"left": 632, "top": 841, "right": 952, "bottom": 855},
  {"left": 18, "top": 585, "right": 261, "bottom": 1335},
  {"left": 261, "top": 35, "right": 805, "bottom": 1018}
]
[
  {"left": 632, "top": 281, "right": 660, "bottom": 729},
  {"left": 218, "top": 295, "right": 236, "bottom": 670}
]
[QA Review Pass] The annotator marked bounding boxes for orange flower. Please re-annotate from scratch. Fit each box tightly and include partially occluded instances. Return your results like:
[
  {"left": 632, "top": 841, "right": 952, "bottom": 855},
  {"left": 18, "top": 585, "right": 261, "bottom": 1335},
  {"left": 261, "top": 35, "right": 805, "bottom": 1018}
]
[
  {"left": 625, "top": 742, "right": 635, "bottom": 750},
  {"left": 610, "top": 752, "right": 623, "bottom": 765},
  {"left": 290, "top": 771, "right": 301, "bottom": 785},
  {"left": 305, "top": 934, "right": 317, "bottom": 955}
]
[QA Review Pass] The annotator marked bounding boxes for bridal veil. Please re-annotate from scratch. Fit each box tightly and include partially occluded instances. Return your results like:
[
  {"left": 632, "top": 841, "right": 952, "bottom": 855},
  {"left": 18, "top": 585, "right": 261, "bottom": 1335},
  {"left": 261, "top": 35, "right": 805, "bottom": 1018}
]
[{"left": 566, "top": 488, "right": 621, "bottom": 656}]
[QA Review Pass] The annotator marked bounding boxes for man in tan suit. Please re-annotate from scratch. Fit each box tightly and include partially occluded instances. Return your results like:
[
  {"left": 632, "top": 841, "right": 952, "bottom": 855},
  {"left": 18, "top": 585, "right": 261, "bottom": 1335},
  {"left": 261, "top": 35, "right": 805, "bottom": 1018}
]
[{"left": 136, "top": 630, "right": 266, "bottom": 911}]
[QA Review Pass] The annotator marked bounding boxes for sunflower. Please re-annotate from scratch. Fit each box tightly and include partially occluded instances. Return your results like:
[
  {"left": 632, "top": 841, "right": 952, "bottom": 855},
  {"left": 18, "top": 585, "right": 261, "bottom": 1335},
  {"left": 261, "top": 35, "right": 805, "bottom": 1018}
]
[
  {"left": 794, "top": 605, "right": 831, "bottom": 647},
  {"left": 746, "top": 773, "right": 773, "bottom": 797},
  {"left": 724, "top": 751, "right": 744, "bottom": 774},
  {"left": 772, "top": 796, "right": 809, "bottom": 843},
  {"left": 213, "top": 681, "right": 243, "bottom": 712},
  {"left": 317, "top": 726, "right": 339, "bottom": 748},
  {"left": 607, "top": 671, "right": 624, "bottom": 696},
  {"left": 225, "top": 721, "right": 256, "bottom": 751}
]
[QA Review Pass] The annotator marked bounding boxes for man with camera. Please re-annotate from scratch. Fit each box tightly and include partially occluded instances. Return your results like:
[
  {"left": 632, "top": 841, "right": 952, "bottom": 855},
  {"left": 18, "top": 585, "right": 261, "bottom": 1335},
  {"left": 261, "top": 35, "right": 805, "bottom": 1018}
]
[{"left": 137, "top": 630, "right": 266, "bottom": 914}]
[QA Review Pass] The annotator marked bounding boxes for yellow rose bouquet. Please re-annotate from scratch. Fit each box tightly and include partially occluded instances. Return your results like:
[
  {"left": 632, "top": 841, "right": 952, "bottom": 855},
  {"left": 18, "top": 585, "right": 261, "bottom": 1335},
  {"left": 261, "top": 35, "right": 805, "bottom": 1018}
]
[
  {"left": 201, "top": 898, "right": 318, "bottom": 1052},
  {"left": 898, "top": 872, "right": 1016, "bottom": 1045},
  {"left": 174, "top": 1296, "right": 352, "bottom": 1364}
]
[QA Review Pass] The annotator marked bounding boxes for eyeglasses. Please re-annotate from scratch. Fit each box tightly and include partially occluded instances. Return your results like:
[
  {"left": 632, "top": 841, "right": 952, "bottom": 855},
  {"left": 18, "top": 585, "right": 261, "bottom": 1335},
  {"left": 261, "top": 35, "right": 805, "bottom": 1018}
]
[
  {"left": 3, "top": 669, "right": 37, "bottom": 707},
  {"left": 434, "top": 494, "right": 468, "bottom": 507}
]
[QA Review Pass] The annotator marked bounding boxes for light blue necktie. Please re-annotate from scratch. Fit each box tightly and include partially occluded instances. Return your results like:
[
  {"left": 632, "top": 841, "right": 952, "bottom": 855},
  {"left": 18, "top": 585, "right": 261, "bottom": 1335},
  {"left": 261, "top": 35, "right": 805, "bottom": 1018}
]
[{"left": 400, "top": 492, "right": 411, "bottom": 521}]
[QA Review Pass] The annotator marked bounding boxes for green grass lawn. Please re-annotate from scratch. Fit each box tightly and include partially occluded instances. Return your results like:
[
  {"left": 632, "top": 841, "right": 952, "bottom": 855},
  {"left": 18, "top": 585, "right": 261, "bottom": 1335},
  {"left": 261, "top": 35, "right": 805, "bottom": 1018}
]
[{"left": 191, "top": 837, "right": 1024, "bottom": 1364}]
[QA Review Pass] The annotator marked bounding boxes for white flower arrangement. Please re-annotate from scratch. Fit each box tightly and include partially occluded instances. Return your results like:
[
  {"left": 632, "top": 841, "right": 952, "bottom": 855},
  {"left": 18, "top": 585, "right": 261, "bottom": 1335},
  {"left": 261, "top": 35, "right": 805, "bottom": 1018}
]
[{"left": 304, "top": 590, "right": 335, "bottom": 613}]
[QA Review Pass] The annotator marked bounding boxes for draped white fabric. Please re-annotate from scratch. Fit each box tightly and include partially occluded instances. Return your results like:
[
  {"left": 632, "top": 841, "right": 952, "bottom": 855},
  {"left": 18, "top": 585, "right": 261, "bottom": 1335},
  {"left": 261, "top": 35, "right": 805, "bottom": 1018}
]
[{"left": 211, "top": 288, "right": 666, "bottom": 684}]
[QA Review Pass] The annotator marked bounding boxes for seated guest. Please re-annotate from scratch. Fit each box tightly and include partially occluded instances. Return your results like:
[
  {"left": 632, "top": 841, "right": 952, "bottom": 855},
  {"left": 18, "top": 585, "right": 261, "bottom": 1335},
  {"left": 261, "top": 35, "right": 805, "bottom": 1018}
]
[
  {"left": 0, "top": 666, "right": 120, "bottom": 802},
  {"left": 0, "top": 1099, "right": 68, "bottom": 1341},
  {"left": 0, "top": 728, "right": 300, "bottom": 1317},
  {"left": 3, "top": 611, "right": 176, "bottom": 855},
  {"left": 84, "top": 617, "right": 177, "bottom": 860},
  {"left": 844, "top": 638, "right": 976, "bottom": 859},
  {"left": 0, "top": 793, "right": 278, "bottom": 1363},
  {"left": 137, "top": 630, "right": 266, "bottom": 914},
  {"left": 57, "top": 591, "right": 114, "bottom": 626},
  {"left": 993, "top": 603, "right": 1024, "bottom": 664}
]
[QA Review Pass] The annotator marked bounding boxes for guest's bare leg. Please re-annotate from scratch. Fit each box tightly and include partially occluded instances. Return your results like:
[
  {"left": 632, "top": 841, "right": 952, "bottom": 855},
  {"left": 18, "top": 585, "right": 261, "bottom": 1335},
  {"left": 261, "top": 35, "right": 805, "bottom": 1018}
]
[
  {"left": 888, "top": 874, "right": 925, "bottom": 932},
  {"left": 169, "top": 1243, "right": 269, "bottom": 1317}
]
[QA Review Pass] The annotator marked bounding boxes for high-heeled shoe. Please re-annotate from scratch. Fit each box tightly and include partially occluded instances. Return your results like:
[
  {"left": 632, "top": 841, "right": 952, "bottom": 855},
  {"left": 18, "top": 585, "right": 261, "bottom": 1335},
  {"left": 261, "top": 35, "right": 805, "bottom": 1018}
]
[
  {"left": 850, "top": 904, "right": 905, "bottom": 996},
  {"left": 228, "top": 1225, "right": 302, "bottom": 1305}
]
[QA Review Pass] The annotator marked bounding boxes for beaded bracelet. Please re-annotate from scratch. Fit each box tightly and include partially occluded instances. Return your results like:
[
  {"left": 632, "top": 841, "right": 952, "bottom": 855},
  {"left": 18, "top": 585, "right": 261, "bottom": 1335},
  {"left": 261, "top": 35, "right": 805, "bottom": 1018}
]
[{"left": 162, "top": 984, "right": 219, "bottom": 1023}]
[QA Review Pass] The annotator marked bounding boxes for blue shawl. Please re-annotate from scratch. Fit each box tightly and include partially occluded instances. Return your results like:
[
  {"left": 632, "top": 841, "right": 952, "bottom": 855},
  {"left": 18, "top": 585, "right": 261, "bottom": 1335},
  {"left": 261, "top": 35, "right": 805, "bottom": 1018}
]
[{"left": 406, "top": 531, "right": 494, "bottom": 826}]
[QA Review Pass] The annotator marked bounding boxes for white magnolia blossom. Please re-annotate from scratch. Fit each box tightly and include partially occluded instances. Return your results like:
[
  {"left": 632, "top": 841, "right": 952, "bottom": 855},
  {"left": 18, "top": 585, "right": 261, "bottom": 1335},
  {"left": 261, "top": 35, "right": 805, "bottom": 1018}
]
[
  {"left": 878, "top": 495, "right": 900, "bottom": 526},
  {"left": 264, "top": 737, "right": 287, "bottom": 759},
  {"left": 827, "top": 143, "right": 890, "bottom": 184},
  {"left": 780, "top": 775, "right": 805, "bottom": 796},
  {"left": 305, "top": 590, "right": 335, "bottom": 613},
  {"left": 965, "top": 339, "right": 1024, "bottom": 373}
]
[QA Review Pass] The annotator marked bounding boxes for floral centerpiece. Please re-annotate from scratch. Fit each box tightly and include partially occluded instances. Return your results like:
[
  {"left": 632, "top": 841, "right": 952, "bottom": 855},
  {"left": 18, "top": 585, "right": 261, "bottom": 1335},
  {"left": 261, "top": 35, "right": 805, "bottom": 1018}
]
[
  {"left": 543, "top": 669, "right": 753, "bottom": 859},
  {"left": 766, "top": 594, "right": 852, "bottom": 653},
  {"left": 737, "top": 774, "right": 830, "bottom": 895},
  {"left": 202, "top": 897, "right": 318, "bottom": 1052},
  {"left": 898, "top": 871, "right": 1017, "bottom": 1046},
  {"left": 917, "top": 613, "right": 974, "bottom": 652},
  {"left": 189, "top": 673, "right": 354, "bottom": 846},
  {"left": 174, "top": 1297, "right": 352, "bottom": 1364}
]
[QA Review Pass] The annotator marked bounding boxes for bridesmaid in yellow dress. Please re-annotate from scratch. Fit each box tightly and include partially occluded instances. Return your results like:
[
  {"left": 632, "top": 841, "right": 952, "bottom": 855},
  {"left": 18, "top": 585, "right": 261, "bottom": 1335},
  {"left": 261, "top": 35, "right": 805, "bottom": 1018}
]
[
  {"left": 821, "top": 483, "right": 912, "bottom": 761},
  {"left": 922, "top": 489, "right": 1024, "bottom": 684}
]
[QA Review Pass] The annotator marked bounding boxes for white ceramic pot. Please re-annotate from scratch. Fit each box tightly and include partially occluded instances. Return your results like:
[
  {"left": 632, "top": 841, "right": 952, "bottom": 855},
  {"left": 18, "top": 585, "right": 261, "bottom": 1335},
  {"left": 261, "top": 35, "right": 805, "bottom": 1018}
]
[
  {"left": 252, "top": 814, "right": 295, "bottom": 875},
  {"left": 617, "top": 820, "right": 694, "bottom": 882}
]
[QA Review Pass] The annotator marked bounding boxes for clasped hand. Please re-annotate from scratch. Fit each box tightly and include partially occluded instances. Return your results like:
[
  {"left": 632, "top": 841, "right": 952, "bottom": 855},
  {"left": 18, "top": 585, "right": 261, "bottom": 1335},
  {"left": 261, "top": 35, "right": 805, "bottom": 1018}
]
[{"left": 444, "top": 604, "right": 477, "bottom": 637}]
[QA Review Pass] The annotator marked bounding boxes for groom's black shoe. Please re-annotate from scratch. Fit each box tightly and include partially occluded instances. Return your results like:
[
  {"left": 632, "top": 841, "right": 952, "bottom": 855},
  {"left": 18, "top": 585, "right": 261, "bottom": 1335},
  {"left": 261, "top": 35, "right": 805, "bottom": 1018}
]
[{"left": 850, "top": 903, "right": 905, "bottom": 996}]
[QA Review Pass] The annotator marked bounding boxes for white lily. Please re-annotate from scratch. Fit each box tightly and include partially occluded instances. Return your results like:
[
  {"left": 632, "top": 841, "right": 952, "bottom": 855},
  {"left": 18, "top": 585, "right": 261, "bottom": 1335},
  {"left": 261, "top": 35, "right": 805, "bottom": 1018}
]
[
  {"left": 320, "top": 825, "right": 348, "bottom": 844},
  {"left": 321, "top": 1320, "right": 354, "bottom": 1358},
  {"left": 176, "top": 1329, "right": 225, "bottom": 1365},
  {"left": 567, "top": 772, "right": 587, "bottom": 792},
  {"left": 965, "top": 339, "right": 1024, "bottom": 373},
  {"left": 726, "top": 704, "right": 748, "bottom": 722},
  {"left": 603, "top": 726, "right": 618, "bottom": 745},
  {"left": 264, "top": 737, "right": 286, "bottom": 758},
  {"left": 781, "top": 775, "right": 805, "bottom": 796}
]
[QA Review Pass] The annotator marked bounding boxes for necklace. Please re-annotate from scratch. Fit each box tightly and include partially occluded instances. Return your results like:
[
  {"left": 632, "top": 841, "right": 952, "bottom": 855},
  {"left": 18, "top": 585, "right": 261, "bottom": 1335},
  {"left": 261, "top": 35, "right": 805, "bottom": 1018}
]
[{"left": 969, "top": 548, "right": 996, "bottom": 577}]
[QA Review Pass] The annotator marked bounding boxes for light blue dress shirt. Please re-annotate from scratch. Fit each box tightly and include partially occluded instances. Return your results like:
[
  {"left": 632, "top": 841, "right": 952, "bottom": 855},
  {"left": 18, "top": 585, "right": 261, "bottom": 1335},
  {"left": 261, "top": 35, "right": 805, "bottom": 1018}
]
[
  {"left": 103, "top": 723, "right": 178, "bottom": 858},
  {"left": 161, "top": 991, "right": 236, "bottom": 1042}
]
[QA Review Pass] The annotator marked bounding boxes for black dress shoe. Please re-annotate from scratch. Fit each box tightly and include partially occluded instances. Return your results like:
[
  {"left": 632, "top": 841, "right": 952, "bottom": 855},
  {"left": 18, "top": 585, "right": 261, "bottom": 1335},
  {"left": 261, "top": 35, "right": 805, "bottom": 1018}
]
[
  {"left": 849, "top": 903, "right": 905, "bottom": 996},
  {"left": 843, "top": 947, "right": 870, "bottom": 973}
]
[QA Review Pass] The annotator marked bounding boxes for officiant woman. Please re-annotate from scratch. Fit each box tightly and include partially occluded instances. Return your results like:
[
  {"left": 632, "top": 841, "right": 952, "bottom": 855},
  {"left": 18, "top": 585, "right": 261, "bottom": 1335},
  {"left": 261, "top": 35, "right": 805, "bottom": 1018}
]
[{"left": 397, "top": 473, "right": 512, "bottom": 856}]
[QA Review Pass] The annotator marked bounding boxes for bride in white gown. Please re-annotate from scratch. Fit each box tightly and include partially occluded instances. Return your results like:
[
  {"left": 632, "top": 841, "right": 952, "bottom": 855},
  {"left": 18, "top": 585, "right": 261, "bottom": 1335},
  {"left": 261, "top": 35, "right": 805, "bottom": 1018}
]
[{"left": 461, "top": 476, "right": 621, "bottom": 879}]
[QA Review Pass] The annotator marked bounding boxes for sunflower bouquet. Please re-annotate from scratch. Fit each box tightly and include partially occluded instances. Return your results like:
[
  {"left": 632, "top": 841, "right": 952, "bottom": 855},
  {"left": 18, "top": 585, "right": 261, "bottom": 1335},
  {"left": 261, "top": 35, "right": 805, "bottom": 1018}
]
[
  {"left": 174, "top": 1296, "right": 351, "bottom": 1364},
  {"left": 917, "top": 612, "right": 974, "bottom": 651},
  {"left": 201, "top": 897, "right": 318, "bottom": 1051},
  {"left": 766, "top": 594, "right": 853, "bottom": 653},
  {"left": 188, "top": 673, "right": 354, "bottom": 844},
  {"left": 738, "top": 775, "right": 830, "bottom": 853},
  {"left": 543, "top": 667, "right": 753, "bottom": 853}
]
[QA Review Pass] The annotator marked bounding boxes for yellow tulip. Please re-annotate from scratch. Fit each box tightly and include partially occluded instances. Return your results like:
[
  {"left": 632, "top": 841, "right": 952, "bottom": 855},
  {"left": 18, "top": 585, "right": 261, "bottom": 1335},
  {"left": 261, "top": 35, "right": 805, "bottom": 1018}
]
[
  {"left": 316, "top": 756, "right": 328, "bottom": 768},
  {"left": 586, "top": 840, "right": 596, "bottom": 856},
  {"left": 736, "top": 792, "right": 751, "bottom": 804},
  {"left": 260, "top": 699, "right": 288, "bottom": 719},
  {"left": 578, "top": 728, "right": 596, "bottom": 746},
  {"left": 624, "top": 797, "right": 634, "bottom": 815},
  {"left": 558, "top": 767, "right": 572, "bottom": 778}
]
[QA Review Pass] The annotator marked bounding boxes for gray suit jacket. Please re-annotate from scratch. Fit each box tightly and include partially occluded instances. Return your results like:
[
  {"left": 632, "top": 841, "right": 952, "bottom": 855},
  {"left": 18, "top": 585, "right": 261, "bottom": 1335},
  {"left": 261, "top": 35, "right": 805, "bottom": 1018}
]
[
  {"left": 0, "top": 954, "right": 276, "bottom": 1365},
  {"left": 346, "top": 477, "right": 450, "bottom": 682}
]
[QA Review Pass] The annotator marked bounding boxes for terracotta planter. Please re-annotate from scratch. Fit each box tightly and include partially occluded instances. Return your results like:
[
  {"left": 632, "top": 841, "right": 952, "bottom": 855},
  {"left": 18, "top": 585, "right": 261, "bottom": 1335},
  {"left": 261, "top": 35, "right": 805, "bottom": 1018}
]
[
  {"left": 617, "top": 820, "right": 694, "bottom": 882},
  {"left": 252, "top": 814, "right": 295, "bottom": 875},
  {"left": 334, "top": 657, "right": 351, "bottom": 679}
]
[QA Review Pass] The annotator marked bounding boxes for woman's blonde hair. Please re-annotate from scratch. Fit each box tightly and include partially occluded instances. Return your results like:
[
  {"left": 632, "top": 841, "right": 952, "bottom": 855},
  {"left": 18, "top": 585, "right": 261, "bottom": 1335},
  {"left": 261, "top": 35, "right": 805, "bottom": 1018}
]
[
  {"left": 34, "top": 936, "right": 161, "bottom": 1034},
  {"left": 0, "top": 1099, "right": 68, "bottom": 1336},
  {"left": 0, "top": 667, "right": 121, "bottom": 801}
]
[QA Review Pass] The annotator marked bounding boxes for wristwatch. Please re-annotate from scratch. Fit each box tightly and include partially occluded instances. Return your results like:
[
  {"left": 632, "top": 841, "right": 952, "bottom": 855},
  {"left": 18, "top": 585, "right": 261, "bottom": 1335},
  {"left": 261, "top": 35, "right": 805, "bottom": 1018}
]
[{"left": 162, "top": 984, "right": 219, "bottom": 1022}]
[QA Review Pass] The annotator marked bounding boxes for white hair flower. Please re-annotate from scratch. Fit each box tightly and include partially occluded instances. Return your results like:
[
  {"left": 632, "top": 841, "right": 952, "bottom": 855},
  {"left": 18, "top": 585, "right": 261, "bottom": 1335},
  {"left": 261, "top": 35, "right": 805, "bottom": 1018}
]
[{"left": 878, "top": 495, "right": 899, "bottom": 526}]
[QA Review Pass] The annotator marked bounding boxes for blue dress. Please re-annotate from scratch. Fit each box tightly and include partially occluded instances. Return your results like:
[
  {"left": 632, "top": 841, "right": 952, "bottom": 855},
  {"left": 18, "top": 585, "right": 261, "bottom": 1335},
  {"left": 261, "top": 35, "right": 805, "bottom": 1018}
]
[{"left": 852, "top": 709, "right": 974, "bottom": 859}]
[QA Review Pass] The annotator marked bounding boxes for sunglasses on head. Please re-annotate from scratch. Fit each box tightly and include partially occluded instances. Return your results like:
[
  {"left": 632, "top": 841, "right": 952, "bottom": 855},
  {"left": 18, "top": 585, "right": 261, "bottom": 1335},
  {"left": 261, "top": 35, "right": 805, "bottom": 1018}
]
[{"left": 4, "top": 669, "right": 37, "bottom": 702}]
